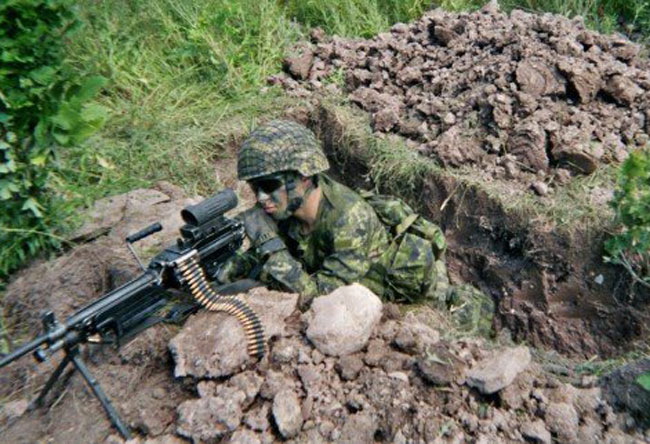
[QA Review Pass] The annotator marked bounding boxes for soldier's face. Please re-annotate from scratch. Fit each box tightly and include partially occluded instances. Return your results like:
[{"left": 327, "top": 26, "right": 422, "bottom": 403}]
[{"left": 249, "top": 175, "right": 289, "bottom": 220}]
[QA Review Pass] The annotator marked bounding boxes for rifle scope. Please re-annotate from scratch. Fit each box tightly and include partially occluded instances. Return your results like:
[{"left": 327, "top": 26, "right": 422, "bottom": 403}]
[{"left": 181, "top": 188, "right": 237, "bottom": 227}]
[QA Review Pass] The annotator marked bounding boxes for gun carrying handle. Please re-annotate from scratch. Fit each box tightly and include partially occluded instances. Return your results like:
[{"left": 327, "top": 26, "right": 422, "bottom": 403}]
[{"left": 126, "top": 223, "right": 162, "bottom": 244}]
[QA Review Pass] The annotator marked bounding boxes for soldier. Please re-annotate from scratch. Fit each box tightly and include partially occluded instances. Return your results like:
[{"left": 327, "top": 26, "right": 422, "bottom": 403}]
[{"left": 217, "top": 120, "right": 492, "bottom": 332}]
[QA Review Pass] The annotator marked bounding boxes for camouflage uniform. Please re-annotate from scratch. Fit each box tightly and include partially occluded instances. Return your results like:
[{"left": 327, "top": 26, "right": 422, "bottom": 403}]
[
  {"left": 226, "top": 174, "right": 448, "bottom": 308},
  {"left": 228, "top": 120, "right": 493, "bottom": 331}
]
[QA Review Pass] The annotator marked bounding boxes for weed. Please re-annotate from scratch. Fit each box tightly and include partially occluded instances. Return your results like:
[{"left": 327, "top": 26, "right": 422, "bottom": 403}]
[{"left": 604, "top": 148, "right": 650, "bottom": 290}]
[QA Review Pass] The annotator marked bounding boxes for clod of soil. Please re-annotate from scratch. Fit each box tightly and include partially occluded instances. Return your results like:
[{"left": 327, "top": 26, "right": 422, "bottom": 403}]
[{"left": 274, "top": 4, "right": 650, "bottom": 191}]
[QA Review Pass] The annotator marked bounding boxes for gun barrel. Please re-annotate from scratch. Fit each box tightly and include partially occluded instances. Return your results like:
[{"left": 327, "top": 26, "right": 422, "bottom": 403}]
[
  {"left": 0, "top": 334, "right": 49, "bottom": 368},
  {"left": 66, "top": 272, "right": 158, "bottom": 327}
]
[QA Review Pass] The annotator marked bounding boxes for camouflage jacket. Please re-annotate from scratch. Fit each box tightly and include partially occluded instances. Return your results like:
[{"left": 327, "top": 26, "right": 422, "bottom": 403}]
[{"left": 230, "top": 175, "right": 440, "bottom": 308}]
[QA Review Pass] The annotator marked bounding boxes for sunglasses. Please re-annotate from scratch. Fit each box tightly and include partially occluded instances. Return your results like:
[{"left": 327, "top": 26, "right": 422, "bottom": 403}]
[{"left": 250, "top": 176, "right": 285, "bottom": 194}]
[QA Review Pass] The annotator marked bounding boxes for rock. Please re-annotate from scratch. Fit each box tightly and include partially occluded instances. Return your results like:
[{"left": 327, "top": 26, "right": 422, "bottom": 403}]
[
  {"left": 393, "top": 318, "right": 440, "bottom": 354},
  {"left": 0, "top": 399, "right": 28, "bottom": 425},
  {"left": 557, "top": 59, "right": 602, "bottom": 103},
  {"left": 466, "top": 346, "right": 531, "bottom": 394},
  {"left": 142, "top": 436, "right": 187, "bottom": 444},
  {"left": 72, "top": 184, "right": 198, "bottom": 251},
  {"left": 272, "top": 337, "right": 300, "bottom": 363},
  {"left": 515, "top": 59, "right": 565, "bottom": 97},
  {"left": 416, "top": 344, "right": 466, "bottom": 386},
  {"left": 337, "top": 354, "right": 365, "bottom": 380},
  {"left": 260, "top": 370, "right": 298, "bottom": 400},
  {"left": 229, "top": 371, "right": 265, "bottom": 407},
  {"left": 544, "top": 402, "right": 579, "bottom": 443},
  {"left": 176, "top": 396, "right": 243, "bottom": 442},
  {"left": 104, "top": 435, "right": 125, "bottom": 444},
  {"left": 372, "top": 107, "right": 401, "bottom": 132},
  {"left": 531, "top": 181, "right": 549, "bottom": 196},
  {"left": 169, "top": 288, "right": 297, "bottom": 378},
  {"left": 508, "top": 120, "right": 549, "bottom": 172},
  {"left": 284, "top": 45, "right": 314, "bottom": 80},
  {"left": 339, "top": 412, "right": 377, "bottom": 444},
  {"left": 500, "top": 372, "right": 534, "bottom": 410},
  {"left": 244, "top": 288, "right": 299, "bottom": 339},
  {"left": 599, "top": 359, "right": 650, "bottom": 427},
  {"left": 603, "top": 74, "right": 642, "bottom": 105},
  {"left": 304, "top": 284, "right": 383, "bottom": 356},
  {"left": 169, "top": 311, "right": 249, "bottom": 378},
  {"left": 230, "top": 429, "right": 262, "bottom": 444},
  {"left": 363, "top": 339, "right": 389, "bottom": 367},
  {"left": 520, "top": 419, "right": 551, "bottom": 444},
  {"left": 298, "top": 365, "right": 322, "bottom": 393},
  {"left": 443, "top": 112, "right": 456, "bottom": 125},
  {"left": 272, "top": 389, "right": 303, "bottom": 439},
  {"left": 432, "top": 126, "right": 484, "bottom": 167},
  {"left": 244, "top": 404, "right": 271, "bottom": 432},
  {"left": 388, "top": 371, "right": 409, "bottom": 383},
  {"left": 550, "top": 128, "right": 600, "bottom": 174}
]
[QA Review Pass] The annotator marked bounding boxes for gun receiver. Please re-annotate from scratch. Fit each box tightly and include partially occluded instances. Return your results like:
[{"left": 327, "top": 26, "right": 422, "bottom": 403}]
[{"left": 0, "top": 188, "right": 266, "bottom": 439}]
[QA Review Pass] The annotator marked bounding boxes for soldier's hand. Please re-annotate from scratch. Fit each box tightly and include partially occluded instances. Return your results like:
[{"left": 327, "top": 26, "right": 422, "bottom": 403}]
[
  {"left": 213, "top": 256, "right": 240, "bottom": 284},
  {"left": 238, "top": 206, "right": 286, "bottom": 257}
]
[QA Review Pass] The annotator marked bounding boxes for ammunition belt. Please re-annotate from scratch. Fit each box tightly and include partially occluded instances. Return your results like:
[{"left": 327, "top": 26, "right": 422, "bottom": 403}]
[{"left": 175, "top": 252, "right": 266, "bottom": 359}]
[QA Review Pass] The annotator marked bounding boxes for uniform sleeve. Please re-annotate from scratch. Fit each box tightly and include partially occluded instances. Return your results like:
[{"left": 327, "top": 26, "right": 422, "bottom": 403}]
[
  {"left": 261, "top": 201, "right": 383, "bottom": 309},
  {"left": 213, "top": 248, "right": 262, "bottom": 283}
]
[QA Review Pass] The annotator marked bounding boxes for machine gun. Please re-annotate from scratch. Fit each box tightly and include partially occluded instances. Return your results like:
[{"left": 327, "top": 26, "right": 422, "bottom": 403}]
[{"left": 0, "top": 188, "right": 266, "bottom": 439}]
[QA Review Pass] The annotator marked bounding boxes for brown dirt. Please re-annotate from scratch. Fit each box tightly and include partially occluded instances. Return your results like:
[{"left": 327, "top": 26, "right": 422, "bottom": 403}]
[
  {"left": 274, "top": 4, "right": 650, "bottom": 192},
  {"left": 1, "top": 157, "right": 647, "bottom": 443},
  {"left": 2, "top": 5, "right": 650, "bottom": 443},
  {"left": 269, "top": 3, "right": 650, "bottom": 358}
]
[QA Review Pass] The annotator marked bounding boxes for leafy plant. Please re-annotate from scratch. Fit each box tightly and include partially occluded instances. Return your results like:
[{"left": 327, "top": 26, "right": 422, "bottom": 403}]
[
  {"left": 638, "top": 371, "right": 650, "bottom": 391},
  {"left": 605, "top": 148, "right": 650, "bottom": 290},
  {"left": 0, "top": 0, "right": 107, "bottom": 277}
]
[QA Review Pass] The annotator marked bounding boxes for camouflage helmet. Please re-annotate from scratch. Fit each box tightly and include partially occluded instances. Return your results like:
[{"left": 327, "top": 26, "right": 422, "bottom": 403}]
[{"left": 237, "top": 120, "right": 329, "bottom": 181}]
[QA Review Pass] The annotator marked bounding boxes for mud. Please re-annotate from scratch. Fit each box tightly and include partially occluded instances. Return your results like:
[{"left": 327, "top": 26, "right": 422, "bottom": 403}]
[{"left": 274, "top": 3, "right": 650, "bottom": 193}]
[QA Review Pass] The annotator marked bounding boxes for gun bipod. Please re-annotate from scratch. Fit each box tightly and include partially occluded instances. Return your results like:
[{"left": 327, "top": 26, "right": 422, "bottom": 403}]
[{"left": 31, "top": 343, "right": 132, "bottom": 440}]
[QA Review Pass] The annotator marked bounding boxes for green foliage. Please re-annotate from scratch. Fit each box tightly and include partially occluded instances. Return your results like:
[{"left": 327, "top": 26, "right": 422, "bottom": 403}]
[
  {"left": 0, "top": 0, "right": 107, "bottom": 277},
  {"left": 281, "top": 0, "right": 430, "bottom": 37},
  {"left": 605, "top": 148, "right": 650, "bottom": 289},
  {"left": 3, "top": 0, "right": 647, "bottom": 281},
  {"left": 496, "top": 0, "right": 650, "bottom": 38},
  {"left": 638, "top": 372, "right": 650, "bottom": 391}
]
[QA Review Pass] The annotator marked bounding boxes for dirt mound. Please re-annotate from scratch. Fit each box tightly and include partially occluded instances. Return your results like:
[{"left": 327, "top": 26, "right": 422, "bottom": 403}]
[
  {"left": 273, "top": 3, "right": 650, "bottom": 193},
  {"left": 6, "top": 288, "right": 648, "bottom": 443},
  {"left": 1, "top": 183, "right": 648, "bottom": 444}
]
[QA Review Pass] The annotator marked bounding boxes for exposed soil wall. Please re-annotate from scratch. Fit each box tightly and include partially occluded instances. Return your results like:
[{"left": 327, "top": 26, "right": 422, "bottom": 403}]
[
  {"left": 309, "top": 102, "right": 649, "bottom": 357},
  {"left": 270, "top": 3, "right": 650, "bottom": 358}
]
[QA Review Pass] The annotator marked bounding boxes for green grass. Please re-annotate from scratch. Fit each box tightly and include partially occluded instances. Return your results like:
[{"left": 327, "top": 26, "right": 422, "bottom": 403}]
[
  {"left": 500, "top": 0, "right": 650, "bottom": 39},
  {"left": 1, "top": 0, "right": 646, "bottom": 279},
  {"left": 60, "top": 0, "right": 649, "bottom": 208},
  {"left": 58, "top": 0, "right": 436, "bottom": 208}
]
